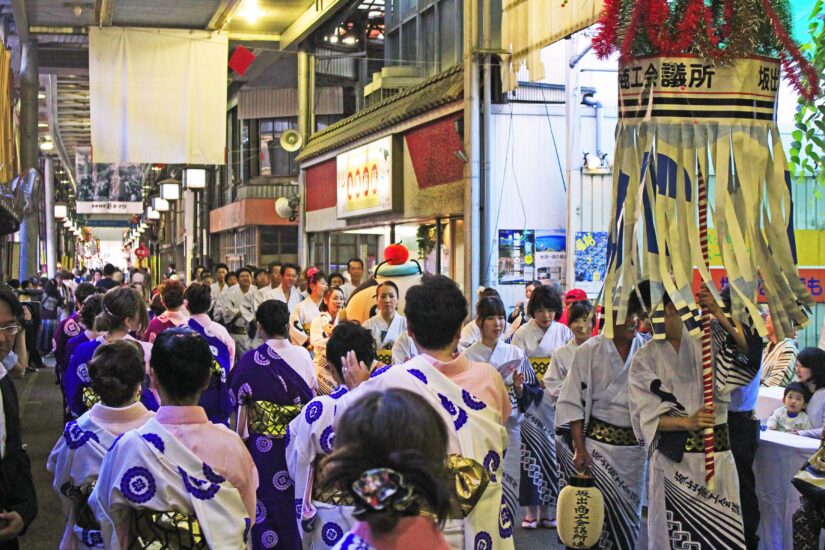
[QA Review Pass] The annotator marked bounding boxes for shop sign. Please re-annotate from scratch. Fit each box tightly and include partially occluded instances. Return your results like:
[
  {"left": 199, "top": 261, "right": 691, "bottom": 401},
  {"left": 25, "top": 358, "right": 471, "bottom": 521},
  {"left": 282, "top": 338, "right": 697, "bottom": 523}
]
[
  {"left": 690, "top": 267, "right": 825, "bottom": 303},
  {"left": 75, "top": 147, "right": 145, "bottom": 214},
  {"left": 336, "top": 136, "right": 400, "bottom": 219}
]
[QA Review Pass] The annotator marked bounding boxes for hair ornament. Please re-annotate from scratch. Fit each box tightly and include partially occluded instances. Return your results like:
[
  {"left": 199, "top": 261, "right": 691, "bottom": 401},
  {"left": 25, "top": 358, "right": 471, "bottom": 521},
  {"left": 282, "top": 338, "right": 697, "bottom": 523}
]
[{"left": 351, "top": 468, "right": 418, "bottom": 516}]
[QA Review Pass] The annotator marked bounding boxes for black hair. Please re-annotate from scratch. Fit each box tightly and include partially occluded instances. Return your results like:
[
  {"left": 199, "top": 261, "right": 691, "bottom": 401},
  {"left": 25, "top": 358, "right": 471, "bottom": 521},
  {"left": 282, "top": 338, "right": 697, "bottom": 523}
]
[
  {"left": 159, "top": 280, "right": 185, "bottom": 310},
  {"left": 20, "top": 280, "right": 32, "bottom": 290},
  {"left": 326, "top": 321, "right": 377, "bottom": 381},
  {"left": 347, "top": 258, "right": 364, "bottom": 269},
  {"left": 784, "top": 381, "right": 812, "bottom": 403},
  {"left": 96, "top": 287, "right": 144, "bottom": 333},
  {"left": 405, "top": 274, "right": 467, "bottom": 350},
  {"left": 0, "top": 284, "right": 24, "bottom": 322},
  {"left": 237, "top": 267, "right": 252, "bottom": 277},
  {"left": 103, "top": 263, "right": 116, "bottom": 277},
  {"left": 253, "top": 268, "right": 268, "bottom": 279},
  {"left": 329, "top": 272, "right": 346, "bottom": 286},
  {"left": 475, "top": 296, "right": 506, "bottom": 321},
  {"left": 150, "top": 327, "right": 212, "bottom": 401},
  {"left": 527, "top": 284, "right": 563, "bottom": 319},
  {"left": 75, "top": 282, "right": 98, "bottom": 306},
  {"left": 479, "top": 287, "right": 501, "bottom": 300},
  {"left": 375, "top": 280, "right": 399, "bottom": 296},
  {"left": 88, "top": 339, "right": 145, "bottom": 407},
  {"left": 200, "top": 271, "right": 213, "bottom": 280},
  {"left": 268, "top": 261, "right": 281, "bottom": 273},
  {"left": 184, "top": 283, "right": 212, "bottom": 315},
  {"left": 798, "top": 347, "right": 825, "bottom": 391},
  {"left": 149, "top": 293, "right": 165, "bottom": 318},
  {"left": 281, "top": 263, "right": 300, "bottom": 277},
  {"left": 308, "top": 270, "right": 327, "bottom": 289},
  {"left": 526, "top": 280, "right": 542, "bottom": 289},
  {"left": 226, "top": 271, "right": 238, "bottom": 282},
  {"left": 321, "top": 389, "right": 451, "bottom": 535},
  {"left": 80, "top": 294, "right": 103, "bottom": 329},
  {"left": 320, "top": 287, "right": 345, "bottom": 313},
  {"left": 567, "top": 300, "right": 594, "bottom": 325},
  {"left": 215, "top": 263, "right": 229, "bottom": 272},
  {"left": 256, "top": 299, "right": 290, "bottom": 338},
  {"left": 7, "top": 279, "right": 19, "bottom": 290}
]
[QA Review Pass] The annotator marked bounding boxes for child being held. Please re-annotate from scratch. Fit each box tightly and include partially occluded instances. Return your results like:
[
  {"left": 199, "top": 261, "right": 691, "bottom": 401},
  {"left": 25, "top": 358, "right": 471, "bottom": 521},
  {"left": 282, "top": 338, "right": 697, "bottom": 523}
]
[{"left": 767, "top": 382, "right": 813, "bottom": 433}]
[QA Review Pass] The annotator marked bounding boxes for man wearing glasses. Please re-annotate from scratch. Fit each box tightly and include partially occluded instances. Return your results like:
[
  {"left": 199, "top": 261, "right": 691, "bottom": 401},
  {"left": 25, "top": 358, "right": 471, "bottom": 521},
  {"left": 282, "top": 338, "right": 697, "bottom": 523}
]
[{"left": 0, "top": 284, "right": 38, "bottom": 549}]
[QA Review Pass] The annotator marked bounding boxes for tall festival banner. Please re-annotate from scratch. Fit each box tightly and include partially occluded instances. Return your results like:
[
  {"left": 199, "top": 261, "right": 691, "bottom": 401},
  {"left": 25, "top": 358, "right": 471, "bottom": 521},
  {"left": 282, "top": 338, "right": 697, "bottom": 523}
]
[{"left": 75, "top": 147, "right": 145, "bottom": 214}]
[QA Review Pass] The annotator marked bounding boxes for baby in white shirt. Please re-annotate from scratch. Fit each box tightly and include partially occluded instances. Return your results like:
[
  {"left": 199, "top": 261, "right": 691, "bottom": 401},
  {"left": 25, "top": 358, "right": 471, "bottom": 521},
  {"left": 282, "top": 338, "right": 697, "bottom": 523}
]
[{"left": 767, "top": 382, "right": 813, "bottom": 433}]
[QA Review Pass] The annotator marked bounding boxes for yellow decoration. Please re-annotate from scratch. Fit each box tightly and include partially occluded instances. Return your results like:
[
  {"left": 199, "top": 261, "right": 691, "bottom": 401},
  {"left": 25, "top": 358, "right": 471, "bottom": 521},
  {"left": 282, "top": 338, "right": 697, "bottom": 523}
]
[{"left": 557, "top": 475, "right": 605, "bottom": 549}]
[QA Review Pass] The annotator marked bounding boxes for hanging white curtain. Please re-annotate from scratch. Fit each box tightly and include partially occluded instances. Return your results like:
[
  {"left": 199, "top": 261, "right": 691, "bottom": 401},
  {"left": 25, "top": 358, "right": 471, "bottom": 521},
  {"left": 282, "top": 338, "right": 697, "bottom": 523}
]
[
  {"left": 89, "top": 27, "right": 228, "bottom": 165},
  {"left": 501, "top": 0, "right": 603, "bottom": 91}
]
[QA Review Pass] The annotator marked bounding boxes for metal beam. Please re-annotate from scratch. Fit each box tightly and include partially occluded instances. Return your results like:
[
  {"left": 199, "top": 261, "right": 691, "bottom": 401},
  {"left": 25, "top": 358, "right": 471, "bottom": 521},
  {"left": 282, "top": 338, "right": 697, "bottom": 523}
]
[
  {"left": 207, "top": 0, "right": 246, "bottom": 31},
  {"left": 10, "top": 0, "right": 29, "bottom": 43},
  {"left": 279, "top": 0, "right": 349, "bottom": 51},
  {"left": 227, "top": 31, "right": 281, "bottom": 42},
  {"left": 96, "top": 0, "right": 113, "bottom": 27},
  {"left": 46, "top": 75, "right": 77, "bottom": 190}
]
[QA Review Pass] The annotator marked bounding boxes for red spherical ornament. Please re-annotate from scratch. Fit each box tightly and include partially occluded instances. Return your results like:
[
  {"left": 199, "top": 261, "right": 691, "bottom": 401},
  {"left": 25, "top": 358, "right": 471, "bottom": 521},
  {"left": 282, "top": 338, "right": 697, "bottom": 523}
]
[{"left": 384, "top": 243, "right": 410, "bottom": 265}]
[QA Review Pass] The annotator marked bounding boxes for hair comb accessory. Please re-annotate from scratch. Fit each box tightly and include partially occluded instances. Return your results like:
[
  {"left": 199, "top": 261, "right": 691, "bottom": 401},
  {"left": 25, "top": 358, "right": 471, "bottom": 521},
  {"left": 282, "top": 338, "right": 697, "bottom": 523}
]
[
  {"left": 102, "top": 304, "right": 115, "bottom": 318},
  {"left": 351, "top": 468, "right": 417, "bottom": 516},
  {"left": 306, "top": 267, "right": 319, "bottom": 280}
]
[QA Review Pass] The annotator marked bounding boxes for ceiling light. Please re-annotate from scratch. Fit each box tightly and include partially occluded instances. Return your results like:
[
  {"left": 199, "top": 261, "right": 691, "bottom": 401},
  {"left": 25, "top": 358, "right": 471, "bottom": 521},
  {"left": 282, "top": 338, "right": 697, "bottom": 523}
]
[
  {"left": 40, "top": 139, "right": 54, "bottom": 152},
  {"left": 38, "top": 122, "right": 48, "bottom": 128},
  {"left": 342, "top": 35, "right": 357, "bottom": 45},
  {"left": 329, "top": 35, "right": 339, "bottom": 44},
  {"left": 239, "top": 0, "right": 263, "bottom": 22},
  {"left": 38, "top": 92, "right": 46, "bottom": 99}
]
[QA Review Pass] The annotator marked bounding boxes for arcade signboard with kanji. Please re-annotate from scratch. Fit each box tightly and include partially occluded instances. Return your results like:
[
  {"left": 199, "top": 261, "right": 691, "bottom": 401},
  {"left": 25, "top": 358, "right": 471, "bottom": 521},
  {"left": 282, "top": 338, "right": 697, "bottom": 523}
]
[{"left": 336, "top": 136, "right": 402, "bottom": 219}]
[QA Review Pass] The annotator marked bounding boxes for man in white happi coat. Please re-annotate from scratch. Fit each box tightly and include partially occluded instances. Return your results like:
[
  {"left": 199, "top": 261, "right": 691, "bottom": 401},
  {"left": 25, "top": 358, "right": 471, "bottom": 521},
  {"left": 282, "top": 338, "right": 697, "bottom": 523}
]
[
  {"left": 556, "top": 295, "right": 648, "bottom": 550},
  {"left": 214, "top": 266, "right": 258, "bottom": 360},
  {"left": 208, "top": 263, "right": 231, "bottom": 316}
]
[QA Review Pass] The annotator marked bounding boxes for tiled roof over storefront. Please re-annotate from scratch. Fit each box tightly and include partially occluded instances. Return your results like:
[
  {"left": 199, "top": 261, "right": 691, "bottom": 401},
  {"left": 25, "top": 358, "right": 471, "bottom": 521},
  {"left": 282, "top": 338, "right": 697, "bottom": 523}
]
[{"left": 296, "top": 63, "right": 463, "bottom": 163}]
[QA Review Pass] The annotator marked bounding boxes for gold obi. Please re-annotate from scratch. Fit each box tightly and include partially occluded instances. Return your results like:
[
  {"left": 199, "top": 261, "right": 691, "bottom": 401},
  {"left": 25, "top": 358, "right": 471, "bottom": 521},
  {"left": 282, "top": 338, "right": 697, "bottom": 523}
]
[
  {"left": 246, "top": 400, "right": 302, "bottom": 438},
  {"left": 375, "top": 349, "right": 393, "bottom": 365},
  {"left": 129, "top": 509, "right": 206, "bottom": 549},
  {"left": 312, "top": 455, "right": 356, "bottom": 506},
  {"left": 528, "top": 357, "right": 551, "bottom": 378},
  {"left": 586, "top": 417, "right": 640, "bottom": 447},
  {"left": 82, "top": 386, "right": 101, "bottom": 409},
  {"left": 447, "top": 454, "right": 491, "bottom": 518},
  {"left": 685, "top": 424, "right": 731, "bottom": 453}
]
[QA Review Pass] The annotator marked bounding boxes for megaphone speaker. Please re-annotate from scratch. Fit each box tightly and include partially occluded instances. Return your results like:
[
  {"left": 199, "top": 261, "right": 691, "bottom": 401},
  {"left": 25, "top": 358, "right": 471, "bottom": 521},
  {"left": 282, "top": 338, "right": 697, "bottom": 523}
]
[{"left": 280, "top": 129, "right": 303, "bottom": 152}]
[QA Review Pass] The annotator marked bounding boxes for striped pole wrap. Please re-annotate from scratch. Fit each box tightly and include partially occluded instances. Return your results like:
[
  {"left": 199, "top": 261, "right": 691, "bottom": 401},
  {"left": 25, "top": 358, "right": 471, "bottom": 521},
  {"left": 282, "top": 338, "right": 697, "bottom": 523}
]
[{"left": 697, "top": 171, "right": 715, "bottom": 488}]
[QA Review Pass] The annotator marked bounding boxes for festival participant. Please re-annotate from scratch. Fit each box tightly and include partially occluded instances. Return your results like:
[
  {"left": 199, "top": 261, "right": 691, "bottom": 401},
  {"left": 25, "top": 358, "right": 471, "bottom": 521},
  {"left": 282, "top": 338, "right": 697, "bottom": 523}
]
[
  {"left": 226, "top": 271, "right": 239, "bottom": 287},
  {"left": 89, "top": 328, "right": 257, "bottom": 549},
  {"left": 362, "top": 282, "right": 406, "bottom": 354},
  {"left": 556, "top": 295, "right": 648, "bottom": 549},
  {"left": 268, "top": 262, "right": 282, "bottom": 290},
  {"left": 462, "top": 296, "right": 542, "bottom": 520},
  {"left": 213, "top": 266, "right": 257, "bottom": 359},
  {"left": 557, "top": 288, "right": 587, "bottom": 326},
  {"left": 48, "top": 340, "right": 154, "bottom": 550},
  {"left": 290, "top": 270, "right": 327, "bottom": 348},
  {"left": 53, "top": 283, "right": 97, "bottom": 383},
  {"left": 230, "top": 299, "right": 315, "bottom": 550},
  {"left": 65, "top": 296, "right": 103, "bottom": 364},
  {"left": 254, "top": 268, "right": 270, "bottom": 290},
  {"left": 543, "top": 300, "right": 594, "bottom": 490},
  {"left": 184, "top": 283, "right": 234, "bottom": 425},
  {"left": 457, "top": 288, "right": 501, "bottom": 352},
  {"left": 0, "top": 284, "right": 38, "bottom": 549},
  {"left": 287, "top": 322, "right": 377, "bottom": 549},
  {"left": 333, "top": 274, "right": 513, "bottom": 549},
  {"left": 793, "top": 347, "right": 825, "bottom": 438},
  {"left": 510, "top": 284, "right": 572, "bottom": 529},
  {"left": 271, "top": 263, "right": 302, "bottom": 312},
  {"left": 64, "top": 287, "right": 156, "bottom": 419},
  {"left": 310, "top": 287, "right": 345, "bottom": 395},
  {"left": 507, "top": 280, "right": 541, "bottom": 335},
  {"left": 142, "top": 280, "right": 188, "bottom": 344},
  {"left": 329, "top": 273, "right": 346, "bottom": 290},
  {"left": 318, "top": 389, "right": 454, "bottom": 550},
  {"left": 391, "top": 332, "right": 418, "bottom": 365},
  {"left": 340, "top": 258, "right": 365, "bottom": 301},
  {"left": 760, "top": 311, "right": 798, "bottom": 387},
  {"left": 628, "top": 286, "right": 756, "bottom": 549}
]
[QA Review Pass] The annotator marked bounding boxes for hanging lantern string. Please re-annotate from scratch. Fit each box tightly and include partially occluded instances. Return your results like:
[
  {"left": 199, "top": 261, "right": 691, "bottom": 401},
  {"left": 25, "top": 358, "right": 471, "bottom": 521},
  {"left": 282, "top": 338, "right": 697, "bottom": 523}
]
[{"left": 697, "top": 170, "right": 716, "bottom": 489}]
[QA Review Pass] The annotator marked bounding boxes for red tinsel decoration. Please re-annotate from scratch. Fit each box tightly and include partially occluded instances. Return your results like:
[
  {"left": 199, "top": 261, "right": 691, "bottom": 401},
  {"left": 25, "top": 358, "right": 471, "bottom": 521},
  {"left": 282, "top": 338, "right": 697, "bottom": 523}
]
[
  {"left": 758, "top": 0, "right": 820, "bottom": 100},
  {"left": 593, "top": 0, "right": 622, "bottom": 58},
  {"left": 721, "top": 0, "right": 735, "bottom": 40},
  {"left": 618, "top": 0, "right": 647, "bottom": 62}
]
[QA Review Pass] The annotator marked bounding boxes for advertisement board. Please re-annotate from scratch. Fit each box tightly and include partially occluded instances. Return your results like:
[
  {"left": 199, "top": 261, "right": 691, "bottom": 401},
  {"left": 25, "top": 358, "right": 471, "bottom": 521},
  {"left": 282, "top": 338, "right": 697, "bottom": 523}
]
[
  {"left": 75, "top": 147, "right": 144, "bottom": 214},
  {"left": 336, "top": 136, "right": 400, "bottom": 219}
]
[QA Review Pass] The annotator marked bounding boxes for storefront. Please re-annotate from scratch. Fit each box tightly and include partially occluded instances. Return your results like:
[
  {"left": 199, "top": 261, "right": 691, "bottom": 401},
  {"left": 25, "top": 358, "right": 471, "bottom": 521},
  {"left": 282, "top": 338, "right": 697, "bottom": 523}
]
[{"left": 297, "top": 65, "right": 467, "bottom": 286}]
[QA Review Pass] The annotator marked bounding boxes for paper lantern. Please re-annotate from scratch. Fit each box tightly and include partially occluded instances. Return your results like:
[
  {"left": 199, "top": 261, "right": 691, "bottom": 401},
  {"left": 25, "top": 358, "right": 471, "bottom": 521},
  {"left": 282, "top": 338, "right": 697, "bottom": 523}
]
[
  {"left": 160, "top": 181, "right": 180, "bottom": 201},
  {"left": 557, "top": 475, "right": 604, "bottom": 549},
  {"left": 152, "top": 197, "right": 169, "bottom": 212}
]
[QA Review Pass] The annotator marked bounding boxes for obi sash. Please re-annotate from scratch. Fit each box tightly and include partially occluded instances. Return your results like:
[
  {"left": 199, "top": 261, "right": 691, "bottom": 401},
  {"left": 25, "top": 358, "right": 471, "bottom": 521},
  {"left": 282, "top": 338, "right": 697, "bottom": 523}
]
[
  {"left": 685, "top": 424, "right": 731, "bottom": 453},
  {"left": 586, "top": 417, "right": 641, "bottom": 447},
  {"left": 128, "top": 509, "right": 207, "bottom": 549},
  {"left": 247, "top": 400, "right": 303, "bottom": 438},
  {"left": 82, "top": 387, "right": 101, "bottom": 409},
  {"left": 375, "top": 349, "right": 393, "bottom": 365},
  {"left": 528, "top": 357, "right": 551, "bottom": 378}
]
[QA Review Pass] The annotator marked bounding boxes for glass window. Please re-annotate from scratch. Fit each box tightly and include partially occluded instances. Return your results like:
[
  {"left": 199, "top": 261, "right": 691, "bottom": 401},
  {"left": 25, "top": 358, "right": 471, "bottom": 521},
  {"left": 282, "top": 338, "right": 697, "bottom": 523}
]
[
  {"left": 438, "top": 0, "right": 458, "bottom": 68},
  {"left": 386, "top": 29, "right": 400, "bottom": 65},
  {"left": 402, "top": 20, "right": 416, "bottom": 67},
  {"left": 259, "top": 117, "right": 299, "bottom": 177},
  {"left": 421, "top": 7, "right": 436, "bottom": 76}
]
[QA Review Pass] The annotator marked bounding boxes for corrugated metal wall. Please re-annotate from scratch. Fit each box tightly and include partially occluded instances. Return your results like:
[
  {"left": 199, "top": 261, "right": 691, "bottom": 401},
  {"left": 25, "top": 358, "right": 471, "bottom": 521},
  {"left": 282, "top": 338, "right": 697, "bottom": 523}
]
[{"left": 238, "top": 87, "right": 344, "bottom": 120}]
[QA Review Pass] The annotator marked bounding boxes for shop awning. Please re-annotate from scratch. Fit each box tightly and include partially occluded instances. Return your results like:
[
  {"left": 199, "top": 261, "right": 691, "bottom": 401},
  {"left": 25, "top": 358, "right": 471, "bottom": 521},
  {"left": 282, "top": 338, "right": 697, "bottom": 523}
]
[{"left": 296, "top": 64, "right": 463, "bottom": 164}]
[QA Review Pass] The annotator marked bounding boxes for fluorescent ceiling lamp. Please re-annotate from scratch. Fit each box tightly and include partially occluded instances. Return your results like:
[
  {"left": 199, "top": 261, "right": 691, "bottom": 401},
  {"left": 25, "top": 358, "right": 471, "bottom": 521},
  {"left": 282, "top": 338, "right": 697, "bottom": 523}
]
[
  {"left": 152, "top": 197, "right": 169, "bottom": 212},
  {"left": 54, "top": 204, "right": 68, "bottom": 219},
  {"left": 160, "top": 181, "right": 180, "bottom": 200},
  {"left": 239, "top": 0, "right": 263, "bottom": 22},
  {"left": 185, "top": 168, "right": 206, "bottom": 189}
]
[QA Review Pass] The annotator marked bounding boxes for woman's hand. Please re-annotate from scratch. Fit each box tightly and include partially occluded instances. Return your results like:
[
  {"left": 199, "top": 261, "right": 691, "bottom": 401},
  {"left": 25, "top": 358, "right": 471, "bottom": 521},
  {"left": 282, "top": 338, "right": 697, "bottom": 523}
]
[
  {"left": 341, "top": 350, "right": 370, "bottom": 389},
  {"left": 513, "top": 371, "right": 524, "bottom": 397}
]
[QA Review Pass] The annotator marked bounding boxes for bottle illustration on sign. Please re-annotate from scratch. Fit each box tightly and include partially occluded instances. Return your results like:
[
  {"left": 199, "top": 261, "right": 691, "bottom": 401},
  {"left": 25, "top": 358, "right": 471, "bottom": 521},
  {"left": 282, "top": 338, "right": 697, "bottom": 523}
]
[
  {"left": 354, "top": 169, "right": 361, "bottom": 198},
  {"left": 371, "top": 164, "right": 379, "bottom": 194},
  {"left": 346, "top": 172, "right": 353, "bottom": 200},
  {"left": 362, "top": 165, "right": 370, "bottom": 198}
]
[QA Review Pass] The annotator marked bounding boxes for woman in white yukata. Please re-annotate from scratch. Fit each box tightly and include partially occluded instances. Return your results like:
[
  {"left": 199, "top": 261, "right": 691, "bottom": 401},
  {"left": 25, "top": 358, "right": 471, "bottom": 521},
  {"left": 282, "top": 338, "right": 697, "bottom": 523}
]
[
  {"left": 362, "top": 281, "right": 407, "bottom": 363},
  {"left": 310, "top": 286, "right": 345, "bottom": 395},
  {"left": 290, "top": 269, "right": 328, "bottom": 349},
  {"left": 48, "top": 340, "right": 154, "bottom": 550},
  {"left": 543, "top": 299, "right": 594, "bottom": 491},
  {"left": 457, "top": 288, "right": 505, "bottom": 352},
  {"left": 462, "top": 296, "right": 542, "bottom": 521},
  {"left": 510, "top": 284, "right": 572, "bottom": 528}
]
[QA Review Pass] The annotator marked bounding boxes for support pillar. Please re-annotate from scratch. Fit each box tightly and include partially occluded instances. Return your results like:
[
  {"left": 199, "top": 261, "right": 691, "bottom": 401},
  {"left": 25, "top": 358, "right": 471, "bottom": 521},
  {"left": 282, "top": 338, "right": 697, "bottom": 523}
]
[
  {"left": 18, "top": 39, "right": 39, "bottom": 281},
  {"left": 44, "top": 156, "right": 56, "bottom": 277},
  {"left": 463, "top": 0, "right": 481, "bottom": 307},
  {"left": 297, "top": 48, "right": 315, "bottom": 269}
]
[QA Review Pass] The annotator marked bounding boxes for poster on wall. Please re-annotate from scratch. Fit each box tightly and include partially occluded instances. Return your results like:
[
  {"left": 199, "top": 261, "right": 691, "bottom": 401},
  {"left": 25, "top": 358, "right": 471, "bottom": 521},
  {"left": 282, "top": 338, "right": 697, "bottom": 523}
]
[
  {"left": 574, "top": 231, "right": 608, "bottom": 295},
  {"left": 498, "top": 230, "right": 535, "bottom": 284},
  {"left": 535, "top": 230, "right": 566, "bottom": 285},
  {"left": 75, "top": 147, "right": 144, "bottom": 214},
  {"left": 336, "top": 136, "right": 399, "bottom": 219}
]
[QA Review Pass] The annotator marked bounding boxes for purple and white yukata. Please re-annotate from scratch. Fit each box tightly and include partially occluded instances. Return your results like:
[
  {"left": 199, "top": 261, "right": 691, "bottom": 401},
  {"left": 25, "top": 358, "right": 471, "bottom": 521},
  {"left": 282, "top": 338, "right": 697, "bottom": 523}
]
[{"left": 188, "top": 317, "right": 233, "bottom": 425}]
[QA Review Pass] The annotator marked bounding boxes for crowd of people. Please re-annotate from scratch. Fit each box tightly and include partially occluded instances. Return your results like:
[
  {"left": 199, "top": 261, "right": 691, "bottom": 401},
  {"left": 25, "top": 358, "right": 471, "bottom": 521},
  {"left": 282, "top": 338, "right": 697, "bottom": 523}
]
[{"left": 1, "top": 258, "right": 825, "bottom": 549}]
